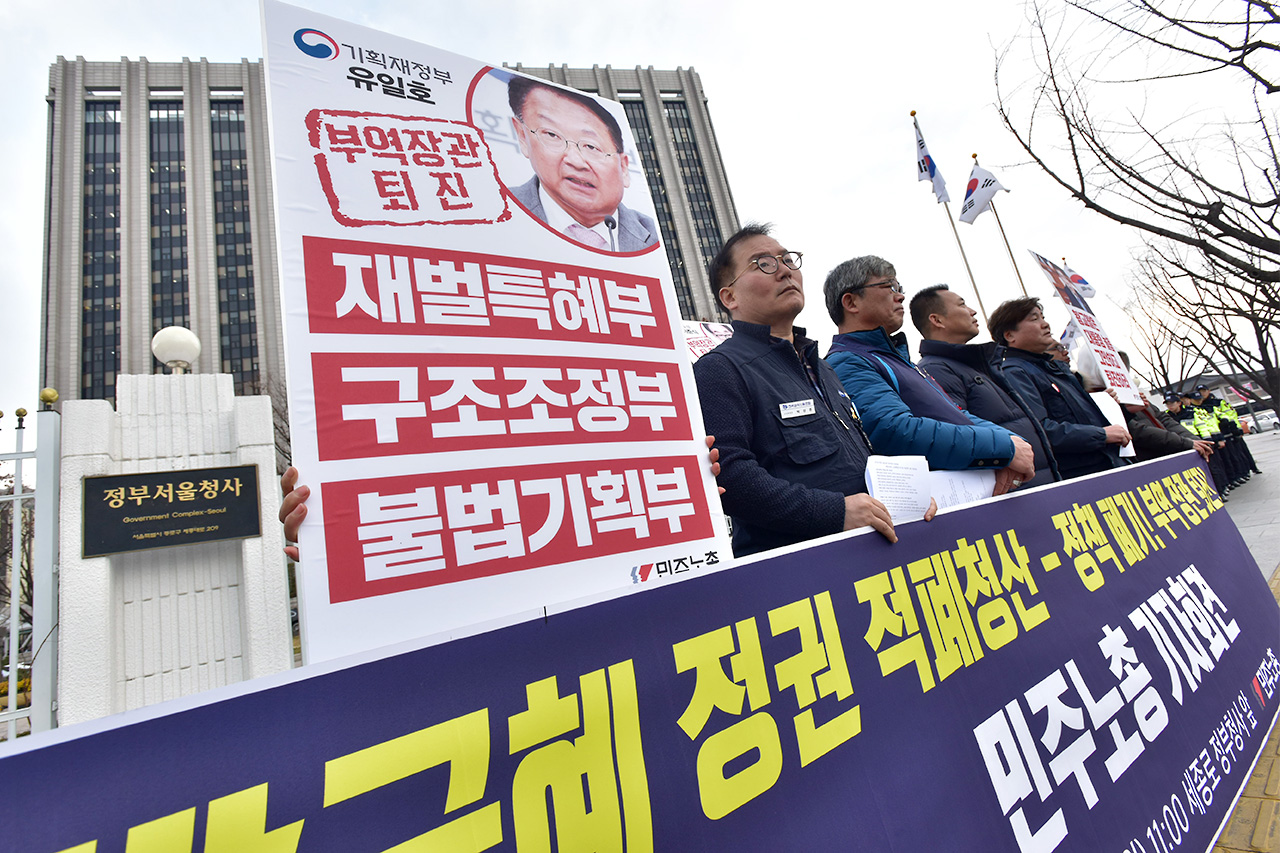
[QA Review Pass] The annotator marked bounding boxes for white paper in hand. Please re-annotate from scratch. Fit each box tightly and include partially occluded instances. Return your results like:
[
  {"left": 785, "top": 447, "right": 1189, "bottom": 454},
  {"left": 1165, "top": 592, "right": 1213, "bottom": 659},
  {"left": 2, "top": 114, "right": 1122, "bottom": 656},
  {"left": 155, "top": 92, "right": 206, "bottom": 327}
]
[{"left": 865, "top": 455, "right": 998, "bottom": 522}]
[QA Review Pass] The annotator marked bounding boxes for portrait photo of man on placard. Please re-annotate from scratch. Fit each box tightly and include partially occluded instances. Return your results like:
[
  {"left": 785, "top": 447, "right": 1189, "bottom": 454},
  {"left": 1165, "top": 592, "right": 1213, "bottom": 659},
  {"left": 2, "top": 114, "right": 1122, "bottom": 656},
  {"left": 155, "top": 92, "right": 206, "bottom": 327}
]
[{"left": 471, "top": 70, "right": 660, "bottom": 254}]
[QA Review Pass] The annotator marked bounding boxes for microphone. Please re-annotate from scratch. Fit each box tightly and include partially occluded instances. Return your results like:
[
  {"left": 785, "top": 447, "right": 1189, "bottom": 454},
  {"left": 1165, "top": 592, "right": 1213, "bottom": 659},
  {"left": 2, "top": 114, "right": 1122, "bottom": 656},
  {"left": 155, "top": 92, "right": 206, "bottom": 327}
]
[{"left": 604, "top": 215, "right": 617, "bottom": 252}]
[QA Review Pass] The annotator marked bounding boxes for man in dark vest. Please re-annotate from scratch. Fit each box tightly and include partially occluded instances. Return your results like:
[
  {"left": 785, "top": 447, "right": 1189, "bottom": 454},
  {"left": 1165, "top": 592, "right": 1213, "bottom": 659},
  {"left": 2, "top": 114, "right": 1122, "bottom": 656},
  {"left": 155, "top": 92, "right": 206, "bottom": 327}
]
[
  {"left": 823, "top": 257, "right": 1035, "bottom": 496},
  {"left": 912, "top": 284, "right": 1059, "bottom": 488}
]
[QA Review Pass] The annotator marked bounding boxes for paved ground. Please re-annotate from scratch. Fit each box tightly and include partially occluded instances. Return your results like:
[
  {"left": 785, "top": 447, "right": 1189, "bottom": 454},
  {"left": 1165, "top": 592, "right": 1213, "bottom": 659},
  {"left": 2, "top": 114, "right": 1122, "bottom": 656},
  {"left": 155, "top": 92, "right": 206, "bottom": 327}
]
[
  {"left": 1224, "top": 431, "right": 1280, "bottom": 581},
  {"left": 1215, "top": 430, "right": 1280, "bottom": 851}
]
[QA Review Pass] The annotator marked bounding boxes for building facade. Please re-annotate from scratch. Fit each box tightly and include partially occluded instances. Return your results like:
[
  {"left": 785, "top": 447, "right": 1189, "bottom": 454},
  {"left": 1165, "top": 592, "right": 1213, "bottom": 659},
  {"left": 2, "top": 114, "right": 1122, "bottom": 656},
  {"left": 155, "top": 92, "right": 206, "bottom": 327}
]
[
  {"left": 42, "top": 58, "right": 737, "bottom": 403},
  {"left": 43, "top": 57, "right": 282, "bottom": 403}
]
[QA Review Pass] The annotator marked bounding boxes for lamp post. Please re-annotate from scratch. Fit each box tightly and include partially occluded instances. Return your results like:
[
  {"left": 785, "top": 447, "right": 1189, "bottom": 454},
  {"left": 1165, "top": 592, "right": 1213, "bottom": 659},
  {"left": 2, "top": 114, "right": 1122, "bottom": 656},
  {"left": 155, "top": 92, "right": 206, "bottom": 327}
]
[{"left": 150, "top": 327, "right": 201, "bottom": 374}]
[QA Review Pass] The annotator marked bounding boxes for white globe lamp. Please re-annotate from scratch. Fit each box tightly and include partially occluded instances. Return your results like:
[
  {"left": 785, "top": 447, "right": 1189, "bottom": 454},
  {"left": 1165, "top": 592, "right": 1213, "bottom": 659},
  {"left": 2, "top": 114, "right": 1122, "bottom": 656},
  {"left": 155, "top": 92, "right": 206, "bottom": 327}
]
[{"left": 151, "top": 326, "right": 202, "bottom": 374}]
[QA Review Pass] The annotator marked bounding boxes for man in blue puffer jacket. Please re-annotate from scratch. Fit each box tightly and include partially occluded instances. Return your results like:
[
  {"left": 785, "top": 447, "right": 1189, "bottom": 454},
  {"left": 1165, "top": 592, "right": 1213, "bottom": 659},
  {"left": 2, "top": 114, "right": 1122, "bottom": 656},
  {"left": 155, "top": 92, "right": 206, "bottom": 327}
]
[{"left": 823, "top": 256, "right": 1036, "bottom": 495}]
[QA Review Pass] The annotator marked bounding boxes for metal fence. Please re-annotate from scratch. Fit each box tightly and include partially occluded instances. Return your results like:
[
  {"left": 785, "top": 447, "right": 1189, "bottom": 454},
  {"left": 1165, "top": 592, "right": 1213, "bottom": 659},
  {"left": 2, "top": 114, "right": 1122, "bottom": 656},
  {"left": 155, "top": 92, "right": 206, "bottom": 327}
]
[{"left": 0, "top": 407, "right": 60, "bottom": 742}]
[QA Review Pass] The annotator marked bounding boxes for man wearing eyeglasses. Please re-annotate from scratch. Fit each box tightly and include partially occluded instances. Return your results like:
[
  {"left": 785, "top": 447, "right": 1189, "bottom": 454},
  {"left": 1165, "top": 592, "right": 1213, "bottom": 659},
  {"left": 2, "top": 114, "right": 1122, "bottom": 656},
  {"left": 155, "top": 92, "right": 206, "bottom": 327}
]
[
  {"left": 693, "top": 224, "right": 907, "bottom": 557},
  {"left": 507, "top": 77, "right": 658, "bottom": 252},
  {"left": 824, "top": 257, "right": 1036, "bottom": 496}
]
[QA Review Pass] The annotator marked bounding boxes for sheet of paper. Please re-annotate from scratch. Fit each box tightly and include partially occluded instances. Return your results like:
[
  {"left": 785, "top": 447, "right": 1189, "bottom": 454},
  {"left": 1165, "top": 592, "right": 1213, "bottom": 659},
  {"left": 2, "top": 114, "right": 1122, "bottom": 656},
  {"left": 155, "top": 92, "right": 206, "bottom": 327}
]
[
  {"left": 864, "top": 455, "right": 933, "bottom": 522},
  {"left": 865, "top": 455, "right": 998, "bottom": 522},
  {"left": 1092, "top": 391, "right": 1138, "bottom": 458},
  {"left": 927, "top": 468, "right": 998, "bottom": 511}
]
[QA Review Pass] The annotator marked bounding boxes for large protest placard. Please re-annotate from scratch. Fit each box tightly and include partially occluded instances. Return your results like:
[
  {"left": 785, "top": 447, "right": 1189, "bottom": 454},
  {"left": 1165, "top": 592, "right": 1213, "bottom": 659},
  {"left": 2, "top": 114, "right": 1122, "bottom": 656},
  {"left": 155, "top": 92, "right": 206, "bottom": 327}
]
[
  {"left": 5, "top": 453, "right": 1277, "bottom": 852},
  {"left": 1031, "top": 252, "right": 1142, "bottom": 406},
  {"left": 261, "top": 1, "right": 728, "bottom": 662}
]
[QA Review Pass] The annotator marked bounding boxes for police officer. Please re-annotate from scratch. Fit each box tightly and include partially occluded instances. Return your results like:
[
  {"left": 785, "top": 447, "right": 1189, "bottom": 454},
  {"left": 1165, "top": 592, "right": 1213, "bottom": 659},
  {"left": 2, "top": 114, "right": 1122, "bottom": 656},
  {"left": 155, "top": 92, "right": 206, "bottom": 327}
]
[
  {"left": 1180, "top": 390, "right": 1248, "bottom": 491},
  {"left": 1198, "top": 384, "right": 1261, "bottom": 477}
]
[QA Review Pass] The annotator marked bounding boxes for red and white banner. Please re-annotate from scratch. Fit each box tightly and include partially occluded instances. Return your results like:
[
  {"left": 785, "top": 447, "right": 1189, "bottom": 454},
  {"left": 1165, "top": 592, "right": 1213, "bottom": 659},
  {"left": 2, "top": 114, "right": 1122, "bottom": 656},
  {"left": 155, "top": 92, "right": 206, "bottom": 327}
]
[
  {"left": 1030, "top": 251, "right": 1142, "bottom": 406},
  {"left": 263, "top": 1, "right": 727, "bottom": 662}
]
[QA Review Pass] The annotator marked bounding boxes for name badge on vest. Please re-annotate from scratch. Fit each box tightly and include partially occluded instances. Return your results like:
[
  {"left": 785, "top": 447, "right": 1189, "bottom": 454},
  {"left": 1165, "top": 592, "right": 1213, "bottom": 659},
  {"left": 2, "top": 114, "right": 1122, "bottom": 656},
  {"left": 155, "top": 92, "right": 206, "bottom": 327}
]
[{"left": 780, "top": 399, "right": 816, "bottom": 419}]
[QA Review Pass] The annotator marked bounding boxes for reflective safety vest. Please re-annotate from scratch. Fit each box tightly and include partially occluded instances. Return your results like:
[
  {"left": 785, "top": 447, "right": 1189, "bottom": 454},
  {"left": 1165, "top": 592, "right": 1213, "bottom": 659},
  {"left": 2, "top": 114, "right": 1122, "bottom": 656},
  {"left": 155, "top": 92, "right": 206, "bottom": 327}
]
[
  {"left": 1214, "top": 399, "right": 1241, "bottom": 429},
  {"left": 1188, "top": 404, "right": 1219, "bottom": 438}
]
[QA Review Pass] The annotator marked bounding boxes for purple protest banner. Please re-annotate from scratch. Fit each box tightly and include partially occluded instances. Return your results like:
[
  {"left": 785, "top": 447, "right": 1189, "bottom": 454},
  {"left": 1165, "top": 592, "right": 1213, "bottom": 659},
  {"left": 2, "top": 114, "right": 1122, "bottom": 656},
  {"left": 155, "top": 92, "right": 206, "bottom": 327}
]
[{"left": 2, "top": 451, "right": 1276, "bottom": 852}]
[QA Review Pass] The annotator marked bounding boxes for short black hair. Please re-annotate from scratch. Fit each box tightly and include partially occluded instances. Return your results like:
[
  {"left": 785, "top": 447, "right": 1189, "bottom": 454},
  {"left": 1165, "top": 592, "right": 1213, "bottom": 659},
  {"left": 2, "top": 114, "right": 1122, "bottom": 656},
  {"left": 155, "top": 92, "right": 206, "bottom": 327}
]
[
  {"left": 709, "top": 222, "right": 774, "bottom": 306},
  {"left": 909, "top": 284, "right": 950, "bottom": 336},
  {"left": 988, "top": 297, "right": 1043, "bottom": 347},
  {"left": 507, "top": 75, "right": 625, "bottom": 153}
]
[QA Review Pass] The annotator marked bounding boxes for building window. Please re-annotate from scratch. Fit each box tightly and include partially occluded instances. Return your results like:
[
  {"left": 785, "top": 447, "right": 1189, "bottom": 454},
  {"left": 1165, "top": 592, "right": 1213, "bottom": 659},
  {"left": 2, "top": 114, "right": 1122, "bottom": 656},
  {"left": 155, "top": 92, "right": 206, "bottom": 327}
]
[
  {"left": 149, "top": 101, "right": 190, "bottom": 359},
  {"left": 82, "top": 101, "right": 121, "bottom": 399},
  {"left": 661, "top": 100, "right": 724, "bottom": 308},
  {"left": 211, "top": 100, "right": 260, "bottom": 395},
  {"left": 622, "top": 100, "right": 698, "bottom": 319}
]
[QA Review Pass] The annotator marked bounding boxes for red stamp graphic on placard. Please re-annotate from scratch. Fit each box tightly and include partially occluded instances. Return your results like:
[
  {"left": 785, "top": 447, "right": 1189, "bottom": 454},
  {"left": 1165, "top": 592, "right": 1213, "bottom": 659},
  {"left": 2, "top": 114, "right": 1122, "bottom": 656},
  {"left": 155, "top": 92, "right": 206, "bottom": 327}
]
[{"left": 306, "top": 110, "right": 509, "bottom": 226}]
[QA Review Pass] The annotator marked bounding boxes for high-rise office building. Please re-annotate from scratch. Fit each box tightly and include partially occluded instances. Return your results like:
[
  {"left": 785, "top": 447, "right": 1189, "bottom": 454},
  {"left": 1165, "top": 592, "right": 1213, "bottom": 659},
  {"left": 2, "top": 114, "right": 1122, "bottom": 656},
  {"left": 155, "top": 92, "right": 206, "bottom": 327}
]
[
  {"left": 43, "top": 58, "right": 283, "bottom": 403},
  {"left": 42, "top": 58, "right": 738, "bottom": 403}
]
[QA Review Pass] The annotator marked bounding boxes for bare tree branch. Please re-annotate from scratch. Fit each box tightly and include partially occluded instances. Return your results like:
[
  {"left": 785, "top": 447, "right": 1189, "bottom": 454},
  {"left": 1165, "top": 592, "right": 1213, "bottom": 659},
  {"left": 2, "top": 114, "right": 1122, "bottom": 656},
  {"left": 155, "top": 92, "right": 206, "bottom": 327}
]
[{"left": 1000, "top": 0, "right": 1280, "bottom": 416}]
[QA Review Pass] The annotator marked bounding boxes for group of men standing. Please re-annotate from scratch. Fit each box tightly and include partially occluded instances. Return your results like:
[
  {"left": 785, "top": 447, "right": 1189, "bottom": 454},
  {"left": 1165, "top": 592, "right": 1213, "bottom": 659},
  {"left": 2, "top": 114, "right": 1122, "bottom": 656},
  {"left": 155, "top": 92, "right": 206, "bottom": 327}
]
[{"left": 694, "top": 223, "right": 1253, "bottom": 558}]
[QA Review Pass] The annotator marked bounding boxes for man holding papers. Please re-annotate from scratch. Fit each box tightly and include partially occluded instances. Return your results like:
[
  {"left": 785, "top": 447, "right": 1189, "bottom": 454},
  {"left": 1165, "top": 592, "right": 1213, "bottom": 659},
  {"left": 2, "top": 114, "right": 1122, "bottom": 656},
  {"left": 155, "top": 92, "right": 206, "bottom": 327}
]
[{"left": 823, "top": 257, "right": 1036, "bottom": 496}]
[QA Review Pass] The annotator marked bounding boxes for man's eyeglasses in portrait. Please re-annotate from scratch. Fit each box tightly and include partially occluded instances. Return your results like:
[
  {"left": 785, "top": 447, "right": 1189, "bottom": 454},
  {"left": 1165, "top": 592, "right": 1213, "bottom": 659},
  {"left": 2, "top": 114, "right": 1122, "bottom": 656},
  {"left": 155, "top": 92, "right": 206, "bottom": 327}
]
[{"left": 521, "top": 123, "right": 618, "bottom": 165}]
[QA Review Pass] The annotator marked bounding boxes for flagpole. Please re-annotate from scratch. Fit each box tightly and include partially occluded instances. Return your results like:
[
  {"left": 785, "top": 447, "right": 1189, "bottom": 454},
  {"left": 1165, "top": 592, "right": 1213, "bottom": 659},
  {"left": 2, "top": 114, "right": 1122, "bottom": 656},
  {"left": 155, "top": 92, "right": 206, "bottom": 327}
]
[
  {"left": 973, "top": 154, "right": 1028, "bottom": 297},
  {"left": 913, "top": 112, "right": 988, "bottom": 325},
  {"left": 989, "top": 201, "right": 1028, "bottom": 297},
  {"left": 941, "top": 201, "right": 988, "bottom": 324}
]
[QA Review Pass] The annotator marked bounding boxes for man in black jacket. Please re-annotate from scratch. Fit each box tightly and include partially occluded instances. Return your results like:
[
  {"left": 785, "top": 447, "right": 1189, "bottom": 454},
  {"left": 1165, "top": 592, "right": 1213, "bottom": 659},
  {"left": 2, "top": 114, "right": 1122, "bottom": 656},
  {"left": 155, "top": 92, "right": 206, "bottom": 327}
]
[
  {"left": 911, "top": 284, "right": 1059, "bottom": 488},
  {"left": 1121, "top": 391, "right": 1215, "bottom": 463},
  {"left": 988, "top": 298, "right": 1130, "bottom": 480}
]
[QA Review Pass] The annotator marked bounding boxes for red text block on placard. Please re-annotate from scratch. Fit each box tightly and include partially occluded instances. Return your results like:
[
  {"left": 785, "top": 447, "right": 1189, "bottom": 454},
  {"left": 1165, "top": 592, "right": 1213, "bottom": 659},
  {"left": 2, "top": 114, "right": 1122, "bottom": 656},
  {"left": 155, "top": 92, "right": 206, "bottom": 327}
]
[
  {"left": 303, "top": 236, "right": 672, "bottom": 348},
  {"left": 313, "top": 351, "right": 692, "bottom": 460},
  {"left": 323, "top": 456, "right": 714, "bottom": 601}
]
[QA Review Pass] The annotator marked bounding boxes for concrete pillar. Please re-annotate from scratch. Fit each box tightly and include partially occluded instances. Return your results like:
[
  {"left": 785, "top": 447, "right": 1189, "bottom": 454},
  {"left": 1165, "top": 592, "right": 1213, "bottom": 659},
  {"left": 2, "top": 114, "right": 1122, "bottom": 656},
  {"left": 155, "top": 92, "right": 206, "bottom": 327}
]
[{"left": 57, "top": 373, "right": 289, "bottom": 725}]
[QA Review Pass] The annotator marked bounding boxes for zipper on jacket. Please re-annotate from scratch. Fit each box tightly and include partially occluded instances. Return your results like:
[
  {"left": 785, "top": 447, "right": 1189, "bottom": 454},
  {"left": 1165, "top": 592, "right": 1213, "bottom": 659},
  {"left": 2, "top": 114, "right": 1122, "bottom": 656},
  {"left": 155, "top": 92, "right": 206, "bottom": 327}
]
[{"left": 788, "top": 341, "right": 873, "bottom": 450}]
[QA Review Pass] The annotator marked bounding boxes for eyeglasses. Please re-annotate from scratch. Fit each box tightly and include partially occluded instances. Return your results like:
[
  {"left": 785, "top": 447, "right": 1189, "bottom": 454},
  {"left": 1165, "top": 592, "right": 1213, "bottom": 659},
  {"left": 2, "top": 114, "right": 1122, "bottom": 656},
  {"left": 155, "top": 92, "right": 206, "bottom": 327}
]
[
  {"left": 727, "top": 252, "right": 803, "bottom": 286},
  {"left": 858, "top": 278, "right": 904, "bottom": 294},
  {"left": 521, "top": 123, "right": 618, "bottom": 165}
]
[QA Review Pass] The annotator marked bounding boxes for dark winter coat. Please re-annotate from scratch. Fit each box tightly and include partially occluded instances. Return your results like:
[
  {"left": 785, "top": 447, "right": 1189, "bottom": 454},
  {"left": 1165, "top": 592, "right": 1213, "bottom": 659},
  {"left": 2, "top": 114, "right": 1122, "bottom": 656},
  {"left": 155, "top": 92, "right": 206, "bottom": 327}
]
[
  {"left": 918, "top": 340, "right": 1060, "bottom": 487},
  {"left": 997, "top": 347, "right": 1124, "bottom": 480}
]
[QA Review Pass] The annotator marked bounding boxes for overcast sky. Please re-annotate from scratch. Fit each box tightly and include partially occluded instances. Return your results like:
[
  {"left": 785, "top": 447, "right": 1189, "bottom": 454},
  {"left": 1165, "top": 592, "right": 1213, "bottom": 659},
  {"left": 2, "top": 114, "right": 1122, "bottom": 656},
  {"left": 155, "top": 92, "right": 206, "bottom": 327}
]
[{"left": 0, "top": 0, "right": 1198, "bottom": 453}]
